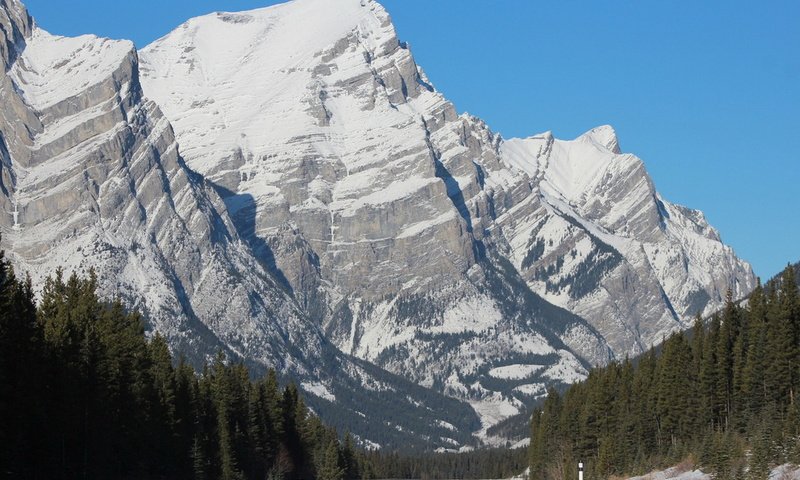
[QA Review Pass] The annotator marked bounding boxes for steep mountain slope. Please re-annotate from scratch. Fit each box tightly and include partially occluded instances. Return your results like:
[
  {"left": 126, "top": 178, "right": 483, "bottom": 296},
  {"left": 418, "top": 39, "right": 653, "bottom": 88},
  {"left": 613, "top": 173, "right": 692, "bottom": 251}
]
[
  {"left": 0, "top": 0, "right": 483, "bottom": 450},
  {"left": 1, "top": 0, "right": 302, "bottom": 370},
  {"left": 499, "top": 127, "right": 754, "bottom": 354},
  {"left": 139, "top": 0, "right": 613, "bottom": 437},
  {"left": 139, "top": 0, "right": 754, "bottom": 436}
]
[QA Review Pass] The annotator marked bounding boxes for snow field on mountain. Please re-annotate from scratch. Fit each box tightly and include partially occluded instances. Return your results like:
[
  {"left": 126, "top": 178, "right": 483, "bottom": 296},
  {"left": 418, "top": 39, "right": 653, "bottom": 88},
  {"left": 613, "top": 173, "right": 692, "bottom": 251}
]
[
  {"left": 300, "top": 381, "right": 336, "bottom": 402},
  {"left": 10, "top": 27, "right": 133, "bottom": 110}
]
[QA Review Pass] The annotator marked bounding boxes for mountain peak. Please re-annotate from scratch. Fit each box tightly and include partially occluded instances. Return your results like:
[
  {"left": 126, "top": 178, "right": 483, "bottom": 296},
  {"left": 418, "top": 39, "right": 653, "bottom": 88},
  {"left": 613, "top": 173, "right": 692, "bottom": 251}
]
[
  {"left": 148, "top": 0, "right": 394, "bottom": 60},
  {"left": 579, "top": 124, "right": 621, "bottom": 154}
]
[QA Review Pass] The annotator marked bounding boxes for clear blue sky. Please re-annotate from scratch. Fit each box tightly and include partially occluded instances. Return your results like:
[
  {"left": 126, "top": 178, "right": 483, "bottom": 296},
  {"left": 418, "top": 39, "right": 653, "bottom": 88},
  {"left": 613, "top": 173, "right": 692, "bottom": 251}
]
[{"left": 23, "top": 0, "right": 799, "bottom": 279}]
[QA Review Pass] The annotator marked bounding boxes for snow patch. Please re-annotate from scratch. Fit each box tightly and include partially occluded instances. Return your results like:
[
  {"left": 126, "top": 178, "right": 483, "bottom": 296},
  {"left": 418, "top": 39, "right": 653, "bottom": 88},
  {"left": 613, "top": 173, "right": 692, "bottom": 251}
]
[
  {"left": 488, "top": 364, "right": 544, "bottom": 380},
  {"left": 300, "top": 381, "right": 336, "bottom": 403}
]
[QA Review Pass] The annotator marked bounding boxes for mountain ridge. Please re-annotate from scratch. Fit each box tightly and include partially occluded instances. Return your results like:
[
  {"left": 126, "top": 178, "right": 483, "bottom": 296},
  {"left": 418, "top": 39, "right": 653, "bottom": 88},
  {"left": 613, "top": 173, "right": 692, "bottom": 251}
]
[
  {"left": 0, "top": 0, "right": 756, "bottom": 449},
  {"left": 139, "top": 0, "right": 753, "bottom": 423}
]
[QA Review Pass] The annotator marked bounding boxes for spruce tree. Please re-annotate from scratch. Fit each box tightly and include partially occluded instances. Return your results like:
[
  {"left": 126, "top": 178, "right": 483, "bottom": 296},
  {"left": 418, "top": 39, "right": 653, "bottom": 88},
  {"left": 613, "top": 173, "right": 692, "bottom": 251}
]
[
  {"left": 742, "top": 282, "right": 768, "bottom": 418},
  {"left": 318, "top": 439, "right": 345, "bottom": 480}
]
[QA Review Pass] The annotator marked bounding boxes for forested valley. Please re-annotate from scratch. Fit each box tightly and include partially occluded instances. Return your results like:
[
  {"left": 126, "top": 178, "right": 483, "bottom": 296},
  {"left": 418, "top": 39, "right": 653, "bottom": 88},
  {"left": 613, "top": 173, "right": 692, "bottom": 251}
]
[{"left": 4, "top": 232, "right": 799, "bottom": 480}]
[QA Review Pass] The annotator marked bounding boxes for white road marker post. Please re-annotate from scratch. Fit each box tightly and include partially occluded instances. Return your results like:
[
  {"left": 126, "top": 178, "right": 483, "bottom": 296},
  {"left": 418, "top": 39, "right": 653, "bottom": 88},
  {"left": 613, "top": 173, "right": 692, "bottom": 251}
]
[
  {"left": 11, "top": 198, "right": 20, "bottom": 231},
  {"left": 578, "top": 462, "right": 584, "bottom": 480}
]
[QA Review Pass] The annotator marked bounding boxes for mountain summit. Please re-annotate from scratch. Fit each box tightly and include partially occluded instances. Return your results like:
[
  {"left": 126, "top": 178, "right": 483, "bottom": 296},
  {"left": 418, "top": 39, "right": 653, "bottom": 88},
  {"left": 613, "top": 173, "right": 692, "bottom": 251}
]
[{"left": 1, "top": 0, "right": 755, "bottom": 448}]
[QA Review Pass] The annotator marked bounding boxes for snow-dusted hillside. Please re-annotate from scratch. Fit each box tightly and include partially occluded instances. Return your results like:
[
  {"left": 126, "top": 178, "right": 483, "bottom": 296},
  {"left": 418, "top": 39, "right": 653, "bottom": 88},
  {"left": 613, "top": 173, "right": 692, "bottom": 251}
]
[{"left": 139, "top": 0, "right": 754, "bottom": 435}]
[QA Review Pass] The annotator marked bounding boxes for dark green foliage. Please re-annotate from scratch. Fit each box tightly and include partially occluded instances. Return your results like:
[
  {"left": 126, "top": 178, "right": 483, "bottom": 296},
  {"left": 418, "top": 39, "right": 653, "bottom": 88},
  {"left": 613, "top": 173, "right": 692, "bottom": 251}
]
[
  {"left": 528, "top": 264, "right": 800, "bottom": 478},
  {"left": 0, "top": 245, "right": 372, "bottom": 479}
]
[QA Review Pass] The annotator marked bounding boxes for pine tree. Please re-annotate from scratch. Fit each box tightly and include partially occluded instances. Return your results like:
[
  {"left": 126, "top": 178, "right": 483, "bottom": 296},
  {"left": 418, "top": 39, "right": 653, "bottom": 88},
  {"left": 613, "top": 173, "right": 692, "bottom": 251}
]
[
  {"left": 341, "top": 432, "right": 360, "bottom": 480},
  {"left": 702, "top": 314, "right": 721, "bottom": 430},
  {"left": 656, "top": 332, "right": 693, "bottom": 453},
  {"left": 318, "top": 439, "right": 345, "bottom": 480},
  {"left": 742, "top": 282, "right": 768, "bottom": 419},
  {"left": 715, "top": 292, "right": 738, "bottom": 430},
  {"left": 766, "top": 270, "right": 798, "bottom": 408},
  {"left": 0, "top": 240, "right": 41, "bottom": 476}
]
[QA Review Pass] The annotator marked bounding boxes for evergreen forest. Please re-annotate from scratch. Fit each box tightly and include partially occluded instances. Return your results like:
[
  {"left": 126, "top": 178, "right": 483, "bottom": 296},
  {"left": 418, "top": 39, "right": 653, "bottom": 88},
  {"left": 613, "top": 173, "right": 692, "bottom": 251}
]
[
  {"left": 528, "top": 265, "right": 800, "bottom": 480},
  {"left": 0, "top": 245, "right": 367, "bottom": 479}
]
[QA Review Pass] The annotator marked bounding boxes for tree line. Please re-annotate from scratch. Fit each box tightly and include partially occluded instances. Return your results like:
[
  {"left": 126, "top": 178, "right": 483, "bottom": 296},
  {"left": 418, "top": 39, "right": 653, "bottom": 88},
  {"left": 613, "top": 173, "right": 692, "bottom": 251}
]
[
  {"left": 528, "top": 264, "right": 800, "bottom": 479},
  {"left": 363, "top": 447, "right": 527, "bottom": 479},
  {"left": 0, "top": 242, "right": 369, "bottom": 479}
]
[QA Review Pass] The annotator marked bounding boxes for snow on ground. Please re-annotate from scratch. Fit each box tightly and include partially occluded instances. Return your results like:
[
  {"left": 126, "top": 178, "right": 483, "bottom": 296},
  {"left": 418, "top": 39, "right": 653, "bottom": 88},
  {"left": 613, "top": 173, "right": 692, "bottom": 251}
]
[
  {"left": 627, "top": 466, "right": 708, "bottom": 480},
  {"left": 626, "top": 463, "right": 800, "bottom": 480},
  {"left": 505, "top": 467, "right": 530, "bottom": 480},
  {"left": 542, "top": 350, "right": 588, "bottom": 384},
  {"left": 468, "top": 393, "right": 524, "bottom": 447},
  {"left": 510, "top": 438, "right": 530, "bottom": 449},
  {"left": 488, "top": 364, "right": 544, "bottom": 380},
  {"left": 770, "top": 464, "right": 800, "bottom": 479},
  {"left": 428, "top": 295, "right": 504, "bottom": 335},
  {"left": 513, "top": 383, "right": 546, "bottom": 397},
  {"left": 436, "top": 420, "right": 457, "bottom": 432},
  {"left": 353, "top": 434, "right": 381, "bottom": 451}
]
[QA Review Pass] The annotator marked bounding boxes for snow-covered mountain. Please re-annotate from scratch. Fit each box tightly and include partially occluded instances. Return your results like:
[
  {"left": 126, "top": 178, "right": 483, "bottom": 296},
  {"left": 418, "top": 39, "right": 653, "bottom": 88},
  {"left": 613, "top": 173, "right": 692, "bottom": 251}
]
[
  {"left": 0, "top": 0, "right": 490, "bottom": 450},
  {"left": 0, "top": 0, "right": 755, "bottom": 448},
  {"left": 138, "top": 0, "right": 753, "bottom": 437}
]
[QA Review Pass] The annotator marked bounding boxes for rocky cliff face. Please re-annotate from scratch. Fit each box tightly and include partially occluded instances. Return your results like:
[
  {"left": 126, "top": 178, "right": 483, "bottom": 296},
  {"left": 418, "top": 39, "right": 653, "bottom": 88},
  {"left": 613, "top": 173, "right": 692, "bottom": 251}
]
[
  {"left": 498, "top": 127, "right": 755, "bottom": 354},
  {"left": 0, "top": 0, "right": 487, "bottom": 450},
  {"left": 139, "top": 0, "right": 754, "bottom": 439}
]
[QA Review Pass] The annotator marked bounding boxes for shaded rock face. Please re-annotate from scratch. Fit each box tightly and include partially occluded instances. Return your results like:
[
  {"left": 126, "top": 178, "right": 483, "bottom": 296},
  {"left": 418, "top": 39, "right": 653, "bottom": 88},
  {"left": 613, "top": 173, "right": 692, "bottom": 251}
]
[
  {"left": 139, "top": 0, "right": 754, "bottom": 436},
  {"left": 0, "top": 0, "right": 494, "bottom": 450}
]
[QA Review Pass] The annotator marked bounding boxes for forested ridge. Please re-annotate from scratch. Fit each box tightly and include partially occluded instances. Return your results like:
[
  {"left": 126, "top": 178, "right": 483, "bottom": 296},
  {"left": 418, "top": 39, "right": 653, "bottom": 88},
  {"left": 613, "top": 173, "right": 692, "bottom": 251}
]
[
  {"left": 0, "top": 242, "right": 368, "bottom": 479},
  {"left": 528, "top": 264, "right": 800, "bottom": 479}
]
